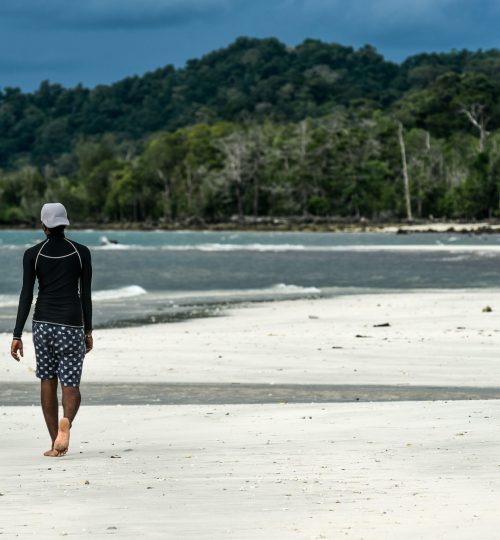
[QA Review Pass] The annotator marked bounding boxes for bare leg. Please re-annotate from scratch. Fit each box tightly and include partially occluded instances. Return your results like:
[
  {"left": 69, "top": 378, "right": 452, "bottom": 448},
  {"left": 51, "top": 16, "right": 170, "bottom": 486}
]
[
  {"left": 62, "top": 385, "right": 81, "bottom": 424},
  {"left": 40, "top": 379, "right": 60, "bottom": 457},
  {"left": 53, "top": 386, "right": 81, "bottom": 455}
]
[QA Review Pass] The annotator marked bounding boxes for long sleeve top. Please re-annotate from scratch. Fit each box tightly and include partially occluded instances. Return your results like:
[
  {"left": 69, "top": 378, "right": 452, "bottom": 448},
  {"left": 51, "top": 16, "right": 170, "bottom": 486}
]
[{"left": 13, "top": 233, "right": 92, "bottom": 339}]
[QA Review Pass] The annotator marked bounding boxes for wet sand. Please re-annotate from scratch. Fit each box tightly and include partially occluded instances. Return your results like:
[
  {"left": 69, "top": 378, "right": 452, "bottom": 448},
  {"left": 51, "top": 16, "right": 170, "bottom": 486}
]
[{"left": 3, "top": 382, "right": 500, "bottom": 406}]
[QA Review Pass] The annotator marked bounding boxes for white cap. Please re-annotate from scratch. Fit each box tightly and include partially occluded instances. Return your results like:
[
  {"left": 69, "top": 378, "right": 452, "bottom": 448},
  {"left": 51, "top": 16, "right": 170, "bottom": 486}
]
[{"left": 41, "top": 203, "right": 70, "bottom": 228}]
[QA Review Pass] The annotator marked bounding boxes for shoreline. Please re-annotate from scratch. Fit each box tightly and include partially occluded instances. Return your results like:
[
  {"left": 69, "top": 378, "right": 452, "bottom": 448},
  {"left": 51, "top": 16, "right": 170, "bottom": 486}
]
[
  {"left": 0, "top": 285, "right": 493, "bottom": 334},
  {"left": 3, "top": 288, "right": 500, "bottom": 387},
  {"left": 3, "top": 220, "right": 500, "bottom": 234}
]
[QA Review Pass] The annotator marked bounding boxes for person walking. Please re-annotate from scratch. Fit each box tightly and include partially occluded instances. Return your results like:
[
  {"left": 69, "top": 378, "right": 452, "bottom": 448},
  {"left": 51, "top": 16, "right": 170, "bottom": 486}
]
[{"left": 10, "top": 203, "right": 93, "bottom": 457}]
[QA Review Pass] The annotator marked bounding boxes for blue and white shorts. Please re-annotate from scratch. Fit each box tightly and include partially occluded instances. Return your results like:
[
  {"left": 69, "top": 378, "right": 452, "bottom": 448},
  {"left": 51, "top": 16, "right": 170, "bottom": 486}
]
[{"left": 32, "top": 322, "right": 86, "bottom": 387}]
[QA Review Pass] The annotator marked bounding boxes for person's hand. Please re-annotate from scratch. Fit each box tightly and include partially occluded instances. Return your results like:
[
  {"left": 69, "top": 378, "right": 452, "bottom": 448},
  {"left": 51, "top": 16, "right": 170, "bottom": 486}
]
[
  {"left": 85, "top": 333, "right": 93, "bottom": 353},
  {"left": 11, "top": 339, "right": 23, "bottom": 362}
]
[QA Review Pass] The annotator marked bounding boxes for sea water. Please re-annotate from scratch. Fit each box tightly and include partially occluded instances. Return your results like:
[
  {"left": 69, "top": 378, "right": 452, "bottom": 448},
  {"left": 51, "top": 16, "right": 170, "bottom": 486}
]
[{"left": 1, "top": 229, "right": 499, "bottom": 331}]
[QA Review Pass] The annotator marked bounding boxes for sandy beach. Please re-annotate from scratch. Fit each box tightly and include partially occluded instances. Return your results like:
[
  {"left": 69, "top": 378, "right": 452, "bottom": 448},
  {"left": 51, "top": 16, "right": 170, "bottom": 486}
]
[
  {"left": 2, "top": 290, "right": 500, "bottom": 538},
  {"left": 3, "top": 289, "right": 500, "bottom": 387}
]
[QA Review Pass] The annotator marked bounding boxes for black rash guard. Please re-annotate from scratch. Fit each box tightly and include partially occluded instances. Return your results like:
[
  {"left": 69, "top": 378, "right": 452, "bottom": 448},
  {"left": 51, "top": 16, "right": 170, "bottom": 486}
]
[{"left": 13, "top": 233, "right": 92, "bottom": 339}]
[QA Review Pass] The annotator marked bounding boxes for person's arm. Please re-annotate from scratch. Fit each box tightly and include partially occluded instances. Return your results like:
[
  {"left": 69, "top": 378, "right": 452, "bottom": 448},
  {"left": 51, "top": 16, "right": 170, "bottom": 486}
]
[
  {"left": 11, "top": 249, "right": 36, "bottom": 361},
  {"left": 13, "top": 249, "right": 36, "bottom": 340},
  {"left": 80, "top": 246, "right": 93, "bottom": 352}
]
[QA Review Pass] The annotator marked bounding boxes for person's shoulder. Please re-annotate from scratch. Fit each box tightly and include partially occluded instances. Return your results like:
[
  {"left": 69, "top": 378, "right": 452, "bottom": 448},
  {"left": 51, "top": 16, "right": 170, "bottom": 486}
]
[
  {"left": 69, "top": 239, "right": 91, "bottom": 257},
  {"left": 24, "top": 240, "right": 47, "bottom": 257}
]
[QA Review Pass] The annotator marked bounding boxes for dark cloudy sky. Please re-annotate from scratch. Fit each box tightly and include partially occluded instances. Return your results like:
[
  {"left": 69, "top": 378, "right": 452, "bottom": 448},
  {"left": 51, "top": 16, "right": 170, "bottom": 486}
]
[{"left": 0, "top": 0, "right": 497, "bottom": 91}]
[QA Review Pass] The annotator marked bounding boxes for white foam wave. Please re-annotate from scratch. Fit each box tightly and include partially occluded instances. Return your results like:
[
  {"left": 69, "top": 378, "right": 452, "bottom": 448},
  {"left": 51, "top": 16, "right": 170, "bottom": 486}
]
[
  {"left": 97, "top": 243, "right": 135, "bottom": 250},
  {"left": 98, "top": 236, "right": 131, "bottom": 249},
  {"left": 0, "top": 285, "right": 147, "bottom": 308},
  {"left": 194, "top": 243, "right": 309, "bottom": 252},
  {"left": 0, "top": 286, "right": 148, "bottom": 307},
  {"left": 335, "top": 245, "right": 500, "bottom": 253},
  {"left": 94, "top": 242, "right": 309, "bottom": 252},
  {"left": 0, "top": 244, "right": 32, "bottom": 250},
  {"left": 93, "top": 285, "right": 147, "bottom": 301},
  {"left": 161, "top": 284, "right": 321, "bottom": 302},
  {"left": 5, "top": 242, "right": 500, "bottom": 254},
  {"left": 103, "top": 243, "right": 500, "bottom": 253},
  {"left": 271, "top": 283, "right": 321, "bottom": 294},
  {"left": 0, "top": 294, "right": 19, "bottom": 308}
]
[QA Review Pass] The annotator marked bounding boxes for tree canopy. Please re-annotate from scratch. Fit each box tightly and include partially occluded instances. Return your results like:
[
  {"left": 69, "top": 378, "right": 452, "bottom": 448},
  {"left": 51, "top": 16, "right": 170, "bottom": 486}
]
[{"left": 1, "top": 37, "right": 500, "bottom": 224}]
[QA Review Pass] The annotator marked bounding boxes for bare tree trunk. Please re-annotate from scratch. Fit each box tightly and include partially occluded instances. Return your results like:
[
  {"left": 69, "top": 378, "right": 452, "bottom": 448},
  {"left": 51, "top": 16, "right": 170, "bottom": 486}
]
[
  {"left": 186, "top": 162, "right": 193, "bottom": 216},
  {"left": 235, "top": 184, "right": 243, "bottom": 218},
  {"left": 250, "top": 127, "right": 267, "bottom": 218},
  {"left": 231, "top": 147, "right": 244, "bottom": 219},
  {"left": 298, "top": 120, "right": 309, "bottom": 216},
  {"left": 157, "top": 169, "right": 171, "bottom": 221},
  {"left": 218, "top": 133, "right": 246, "bottom": 219},
  {"left": 397, "top": 122, "right": 413, "bottom": 221},
  {"left": 253, "top": 176, "right": 259, "bottom": 217},
  {"left": 413, "top": 157, "right": 423, "bottom": 218},
  {"left": 416, "top": 131, "right": 431, "bottom": 218},
  {"left": 461, "top": 105, "right": 489, "bottom": 152}
]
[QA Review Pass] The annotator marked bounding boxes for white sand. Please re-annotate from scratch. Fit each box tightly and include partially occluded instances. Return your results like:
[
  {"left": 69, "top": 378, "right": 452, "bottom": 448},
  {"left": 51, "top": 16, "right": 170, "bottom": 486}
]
[
  {"left": 3, "top": 289, "right": 500, "bottom": 386},
  {"left": 1, "top": 401, "right": 500, "bottom": 539},
  {"left": 2, "top": 290, "right": 500, "bottom": 538}
]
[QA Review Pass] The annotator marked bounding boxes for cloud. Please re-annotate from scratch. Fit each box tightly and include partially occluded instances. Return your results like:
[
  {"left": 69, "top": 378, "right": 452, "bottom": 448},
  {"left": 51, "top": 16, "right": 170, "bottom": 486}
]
[
  {"left": 0, "top": 0, "right": 233, "bottom": 30},
  {"left": 0, "top": 56, "right": 68, "bottom": 74},
  {"left": 288, "top": 0, "right": 482, "bottom": 18},
  {"left": 279, "top": 0, "right": 499, "bottom": 53},
  {"left": 283, "top": 0, "right": 494, "bottom": 33},
  {"left": 296, "top": 0, "right": 457, "bottom": 19}
]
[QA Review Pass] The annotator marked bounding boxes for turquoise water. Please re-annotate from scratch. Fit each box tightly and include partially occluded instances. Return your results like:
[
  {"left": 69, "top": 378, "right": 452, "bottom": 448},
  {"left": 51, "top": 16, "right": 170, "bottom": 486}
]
[
  {"left": 1, "top": 229, "right": 500, "bottom": 331},
  {"left": 2, "top": 228, "right": 500, "bottom": 248}
]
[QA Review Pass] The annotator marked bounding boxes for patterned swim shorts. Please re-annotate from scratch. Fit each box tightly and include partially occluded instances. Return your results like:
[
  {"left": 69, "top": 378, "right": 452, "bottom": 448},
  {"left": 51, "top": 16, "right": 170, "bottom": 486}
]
[{"left": 32, "top": 322, "right": 86, "bottom": 387}]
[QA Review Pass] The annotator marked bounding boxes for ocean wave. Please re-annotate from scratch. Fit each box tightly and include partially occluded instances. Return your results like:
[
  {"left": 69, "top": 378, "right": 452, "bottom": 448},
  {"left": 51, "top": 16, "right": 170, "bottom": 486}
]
[
  {"left": 271, "top": 283, "right": 321, "bottom": 294},
  {"left": 98, "top": 236, "right": 131, "bottom": 249},
  {"left": 93, "top": 285, "right": 147, "bottom": 301},
  {"left": 0, "top": 285, "right": 148, "bottom": 307},
  {"left": 93, "top": 242, "right": 309, "bottom": 251},
  {"left": 92, "top": 242, "right": 500, "bottom": 253},
  {"left": 161, "top": 283, "right": 322, "bottom": 302},
  {"left": 0, "top": 294, "right": 19, "bottom": 308},
  {"left": 97, "top": 243, "right": 135, "bottom": 250},
  {"left": 4, "top": 242, "right": 500, "bottom": 253},
  {"left": 0, "top": 244, "right": 34, "bottom": 251},
  {"left": 194, "top": 243, "right": 309, "bottom": 252}
]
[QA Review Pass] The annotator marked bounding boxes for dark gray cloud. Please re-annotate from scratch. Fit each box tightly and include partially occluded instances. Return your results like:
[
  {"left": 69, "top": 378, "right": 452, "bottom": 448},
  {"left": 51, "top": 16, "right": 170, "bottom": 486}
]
[
  {"left": 0, "top": 56, "right": 71, "bottom": 73},
  {"left": 283, "top": 0, "right": 499, "bottom": 45},
  {"left": 286, "top": 0, "right": 493, "bottom": 25},
  {"left": 0, "top": 0, "right": 499, "bottom": 90},
  {"left": 0, "top": 0, "right": 232, "bottom": 30}
]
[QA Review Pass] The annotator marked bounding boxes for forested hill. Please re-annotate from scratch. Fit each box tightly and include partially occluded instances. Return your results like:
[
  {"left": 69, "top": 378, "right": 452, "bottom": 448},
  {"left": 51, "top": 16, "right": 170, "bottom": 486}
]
[
  {"left": 2, "top": 37, "right": 500, "bottom": 225},
  {"left": 1, "top": 37, "right": 499, "bottom": 168}
]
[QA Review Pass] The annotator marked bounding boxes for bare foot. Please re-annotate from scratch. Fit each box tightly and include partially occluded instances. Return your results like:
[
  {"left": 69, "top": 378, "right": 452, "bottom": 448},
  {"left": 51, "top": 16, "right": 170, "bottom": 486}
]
[
  {"left": 53, "top": 418, "right": 71, "bottom": 454},
  {"left": 43, "top": 448, "right": 61, "bottom": 457}
]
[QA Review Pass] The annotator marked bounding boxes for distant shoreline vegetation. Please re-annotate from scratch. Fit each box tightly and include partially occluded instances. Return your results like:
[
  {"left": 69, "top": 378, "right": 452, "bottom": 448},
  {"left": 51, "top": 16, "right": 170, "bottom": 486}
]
[
  {"left": 1, "top": 37, "right": 500, "bottom": 224},
  {"left": 3, "top": 219, "right": 500, "bottom": 235}
]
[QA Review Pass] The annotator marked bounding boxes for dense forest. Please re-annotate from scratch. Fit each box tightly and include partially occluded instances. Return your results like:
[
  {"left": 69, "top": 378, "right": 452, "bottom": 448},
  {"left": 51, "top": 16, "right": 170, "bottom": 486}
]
[{"left": 1, "top": 37, "right": 500, "bottom": 225}]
